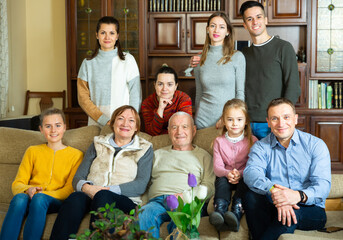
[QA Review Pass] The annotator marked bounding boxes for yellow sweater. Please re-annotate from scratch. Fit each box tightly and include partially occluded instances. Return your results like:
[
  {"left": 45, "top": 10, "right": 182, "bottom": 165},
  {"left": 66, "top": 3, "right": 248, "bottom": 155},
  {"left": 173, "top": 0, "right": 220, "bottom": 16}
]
[{"left": 12, "top": 144, "right": 83, "bottom": 200}]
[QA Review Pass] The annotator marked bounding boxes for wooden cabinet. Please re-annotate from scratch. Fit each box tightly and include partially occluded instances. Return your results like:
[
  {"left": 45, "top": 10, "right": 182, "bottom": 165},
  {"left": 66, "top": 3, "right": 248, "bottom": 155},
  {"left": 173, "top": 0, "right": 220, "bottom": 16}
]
[
  {"left": 295, "top": 114, "right": 309, "bottom": 133},
  {"left": 229, "top": 0, "right": 306, "bottom": 25},
  {"left": 148, "top": 13, "right": 211, "bottom": 54},
  {"left": 296, "top": 109, "right": 343, "bottom": 173},
  {"left": 296, "top": 63, "right": 307, "bottom": 108},
  {"left": 267, "top": 0, "right": 306, "bottom": 24},
  {"left": 65, "top": 0, "right": 143, "bottom": 129},
  {"left": 311, "top": 116, "right": 343, "bottom": 173},
  {"left": 149, "top": 14, "right": 186, "bottom": 54}
]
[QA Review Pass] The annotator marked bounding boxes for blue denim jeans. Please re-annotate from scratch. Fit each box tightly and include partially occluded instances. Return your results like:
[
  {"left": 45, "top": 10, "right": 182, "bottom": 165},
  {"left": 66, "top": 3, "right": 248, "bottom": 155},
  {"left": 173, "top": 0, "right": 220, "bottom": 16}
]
[
  {"left": 0, "top": 193, "right": 62, "bottom": 240},
  {"left": 243, "top": 189, "right": 327, "bottom": 240},
  {"left": 139, "top": 195, "right": 172, "bottom": 238},
  {"left": 250, "top": 122, "right": 271, "bottom": 140}
]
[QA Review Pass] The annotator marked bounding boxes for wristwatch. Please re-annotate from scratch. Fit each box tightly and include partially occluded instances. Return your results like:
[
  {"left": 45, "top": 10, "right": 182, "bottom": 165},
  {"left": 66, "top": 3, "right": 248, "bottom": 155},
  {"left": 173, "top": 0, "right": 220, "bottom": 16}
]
[{"left": 299, "top": 190, "right": 305, "bottom": 203}]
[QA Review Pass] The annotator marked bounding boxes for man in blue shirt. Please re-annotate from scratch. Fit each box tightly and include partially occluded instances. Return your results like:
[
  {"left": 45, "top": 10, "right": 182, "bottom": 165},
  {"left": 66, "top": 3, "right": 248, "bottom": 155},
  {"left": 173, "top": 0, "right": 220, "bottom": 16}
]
[{"left": 243, "top": 98, "right": 331, "bottom": 240}]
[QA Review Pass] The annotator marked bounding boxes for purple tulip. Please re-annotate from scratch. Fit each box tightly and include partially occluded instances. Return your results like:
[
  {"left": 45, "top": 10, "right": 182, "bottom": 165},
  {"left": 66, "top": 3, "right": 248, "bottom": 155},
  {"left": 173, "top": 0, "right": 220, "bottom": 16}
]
[
  {"left": 166, "top": 195, "right": 179, "bottom": 209},
  {"left": 188, "top": 173, "right": 197, "bottom": 187}
]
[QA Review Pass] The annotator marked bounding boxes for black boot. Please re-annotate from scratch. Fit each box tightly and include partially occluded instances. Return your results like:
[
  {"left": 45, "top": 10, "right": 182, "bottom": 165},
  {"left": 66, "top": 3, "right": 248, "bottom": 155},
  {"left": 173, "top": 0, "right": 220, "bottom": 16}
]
[
  {"left": 209, "top": 198, "right": 229, "bottom": 230},
  {"left": 224, "top": 198, "right": 244, "bottom": 232}
]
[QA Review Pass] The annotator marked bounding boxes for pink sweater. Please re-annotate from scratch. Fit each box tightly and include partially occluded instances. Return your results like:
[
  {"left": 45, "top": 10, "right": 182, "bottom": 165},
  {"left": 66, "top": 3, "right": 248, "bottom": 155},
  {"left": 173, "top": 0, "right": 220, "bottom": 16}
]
[{"left": 213, "top": 135, "right": 258, "bottom": 177}]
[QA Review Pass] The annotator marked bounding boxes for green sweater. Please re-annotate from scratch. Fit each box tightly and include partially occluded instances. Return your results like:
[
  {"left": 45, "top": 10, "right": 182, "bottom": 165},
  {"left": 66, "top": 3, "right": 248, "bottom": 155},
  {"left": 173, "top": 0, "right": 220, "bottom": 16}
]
[
  {"left": 243, "top": 36, "right": 300, "bottom": 122},
  {"left": 148, "top": 145, "right": 215, "bottom": 201}
]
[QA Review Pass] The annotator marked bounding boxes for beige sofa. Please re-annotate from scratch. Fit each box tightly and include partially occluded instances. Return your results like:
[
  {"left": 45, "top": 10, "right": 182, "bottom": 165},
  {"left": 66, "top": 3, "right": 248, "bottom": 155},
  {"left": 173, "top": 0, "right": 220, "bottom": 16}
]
[{"left": 0, "top": 125, "right": 342, "bottom": 239}]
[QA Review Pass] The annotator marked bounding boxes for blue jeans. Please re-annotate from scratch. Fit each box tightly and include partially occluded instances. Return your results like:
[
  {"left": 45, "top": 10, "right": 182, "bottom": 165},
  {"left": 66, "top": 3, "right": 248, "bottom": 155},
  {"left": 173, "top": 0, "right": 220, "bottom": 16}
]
[
  {"left": 139, "top": 195, "right": 172, "bottom": 238},
  {"left": 0, "top": 193, "right": 62, "bottom": 240},
  {"left": 243, "top": 189, "right": 327, "bottom": 240},
  {"left": 250, "top": 122, "right": 271, "bottom": 140}
]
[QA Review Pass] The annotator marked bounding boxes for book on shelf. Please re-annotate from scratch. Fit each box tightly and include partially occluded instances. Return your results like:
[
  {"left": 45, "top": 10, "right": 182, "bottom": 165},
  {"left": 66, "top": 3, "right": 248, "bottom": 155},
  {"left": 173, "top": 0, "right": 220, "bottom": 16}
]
[
  {"left": 334, "top": 82, "right": 339, "bottom": 108},
  {"left": 339, "top": 82, "right": 342, "bottom": 108},
  {"left": 313, "top": 80, "right": 318, "bottom": 109},
  {"left": 327, "top": 85, "right": 333, "bottom": 109},
  {"left": 318, "top": 83, "right": 322, "bottom": 109},
  {"left": 321, "top": 82, "right": 326, "bottom": 109},
  {"left": 156, "top": 0, "right": 160, "bottom": 12}
]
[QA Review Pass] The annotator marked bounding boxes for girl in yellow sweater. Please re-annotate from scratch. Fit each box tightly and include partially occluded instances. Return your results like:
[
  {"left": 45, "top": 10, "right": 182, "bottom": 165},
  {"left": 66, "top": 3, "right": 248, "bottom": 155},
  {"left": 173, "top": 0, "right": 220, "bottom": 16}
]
[{"left": 0, "top": 108, "right": 83, "bottom": 240}]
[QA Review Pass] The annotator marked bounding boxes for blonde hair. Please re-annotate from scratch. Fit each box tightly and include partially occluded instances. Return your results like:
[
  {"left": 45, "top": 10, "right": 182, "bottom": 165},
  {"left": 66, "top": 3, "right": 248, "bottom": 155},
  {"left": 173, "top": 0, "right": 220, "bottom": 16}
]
[
  {"left": 200, "top": 12, "right": 235, "bottom": 66},
  {"left": 220, "top": 99, "right": 254, "bottom": 148}
]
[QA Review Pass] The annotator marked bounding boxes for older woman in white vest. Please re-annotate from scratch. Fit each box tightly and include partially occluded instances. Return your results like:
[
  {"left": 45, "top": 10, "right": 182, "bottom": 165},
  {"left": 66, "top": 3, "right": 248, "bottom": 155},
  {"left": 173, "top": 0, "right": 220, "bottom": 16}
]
[{"left": 50, "top": 105, "right": 153, "bottom": 240}]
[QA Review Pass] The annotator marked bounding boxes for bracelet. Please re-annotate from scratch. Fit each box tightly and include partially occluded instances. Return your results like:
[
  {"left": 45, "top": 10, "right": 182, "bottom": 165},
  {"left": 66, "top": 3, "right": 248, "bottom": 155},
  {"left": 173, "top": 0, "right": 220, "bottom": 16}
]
[{"left": 269, "top": 185, "right": 275, "bottom": 192}]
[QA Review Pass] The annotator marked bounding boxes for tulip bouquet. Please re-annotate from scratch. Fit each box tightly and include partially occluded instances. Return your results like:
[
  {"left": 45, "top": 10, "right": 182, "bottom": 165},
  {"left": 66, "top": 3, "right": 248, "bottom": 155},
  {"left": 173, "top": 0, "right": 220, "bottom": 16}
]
[{"left": 166, "top": 173, "right": 207, "bottom": 239}]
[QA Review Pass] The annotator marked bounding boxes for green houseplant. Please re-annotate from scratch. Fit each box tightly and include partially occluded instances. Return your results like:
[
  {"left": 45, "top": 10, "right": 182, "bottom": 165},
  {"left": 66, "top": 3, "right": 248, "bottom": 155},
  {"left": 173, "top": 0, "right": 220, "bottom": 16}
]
[{"left": 71, "top": 203, "right": 156, "bottom": 240}]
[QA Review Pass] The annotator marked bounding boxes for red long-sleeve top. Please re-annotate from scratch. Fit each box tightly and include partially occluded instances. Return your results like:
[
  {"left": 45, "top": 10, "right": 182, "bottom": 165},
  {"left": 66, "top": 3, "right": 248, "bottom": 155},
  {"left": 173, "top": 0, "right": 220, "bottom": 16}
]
[{"left": 141, "top": 90, "right": 192, "bottom": 136}]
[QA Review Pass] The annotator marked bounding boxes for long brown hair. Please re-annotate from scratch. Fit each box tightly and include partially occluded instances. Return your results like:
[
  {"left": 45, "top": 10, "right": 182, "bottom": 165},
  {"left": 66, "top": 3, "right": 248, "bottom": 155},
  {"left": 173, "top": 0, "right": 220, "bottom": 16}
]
[
  {"left": 221, "top": 99, "right": 254, "bottom": 148},
  {"left": 88, "top": 16, "right": 125, "bottom": 61},
  {"left": 200, "top": 12, "right": 235, "bottom": 66}
]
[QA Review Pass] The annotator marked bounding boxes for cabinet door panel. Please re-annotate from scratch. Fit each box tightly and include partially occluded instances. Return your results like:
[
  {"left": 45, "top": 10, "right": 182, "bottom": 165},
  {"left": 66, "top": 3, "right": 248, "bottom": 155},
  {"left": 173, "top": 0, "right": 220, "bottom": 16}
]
[
  {"left": 267, "top": 0, "right": 306, "bottom": 24},
  {"left": 149, "top": 14, "right": 186, "bottom": 53},
  {"left": 229, "top": 0, "right": 262, "bottom": 24},
  {"left": 295, "top": 63, "right": 307, "bottom": 108},
  {"left": 311, "top": 117, "right": 343, "bottom": 173},
  {"left": 295, "top": 114, "right": 309, "bottom": 133},
  {"left": 186, "top": 14, "right": 211, "bottom": 53}
]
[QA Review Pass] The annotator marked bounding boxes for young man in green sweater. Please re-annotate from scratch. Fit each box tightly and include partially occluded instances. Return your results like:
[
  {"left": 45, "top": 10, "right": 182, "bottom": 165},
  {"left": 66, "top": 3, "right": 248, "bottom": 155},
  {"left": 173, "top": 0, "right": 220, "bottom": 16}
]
[{"left": 240, "top": 1, "right": 301, "bottom": 139}]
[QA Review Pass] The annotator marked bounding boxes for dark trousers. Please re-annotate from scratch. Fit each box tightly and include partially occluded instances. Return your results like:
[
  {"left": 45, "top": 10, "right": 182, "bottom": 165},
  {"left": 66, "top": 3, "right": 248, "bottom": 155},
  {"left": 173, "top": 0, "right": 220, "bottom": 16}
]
[
  {"left": 50, "top": 190, "right": 136, "bottom": 240},
  {"left": 214, "top": 177, "right": 248, "bottom": 204},
  {"left": 242, "top": 189, "right": 327, "bottom": 240}
]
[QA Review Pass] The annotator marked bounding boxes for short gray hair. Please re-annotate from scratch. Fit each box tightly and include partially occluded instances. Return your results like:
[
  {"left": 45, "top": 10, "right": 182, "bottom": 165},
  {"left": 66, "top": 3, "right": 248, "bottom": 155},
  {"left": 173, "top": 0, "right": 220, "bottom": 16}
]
[{"left": 168, "top": 111, "right": 194, "bottom": 128}]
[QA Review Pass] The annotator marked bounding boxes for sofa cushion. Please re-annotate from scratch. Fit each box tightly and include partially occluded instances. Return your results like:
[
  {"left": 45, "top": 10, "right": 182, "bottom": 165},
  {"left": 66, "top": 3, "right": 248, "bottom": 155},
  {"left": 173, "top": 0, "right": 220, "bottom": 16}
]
[
  {"left": 278, "top": 211, "right": 343, "bottom": 239},
  {"left": 0, "top": 164, "right": 20, "bottom": 204},
  {"left": 0, "top": 126, "right": 101, "bottom": 165},
  {"left": 62, "top": 125, "right": 101, "bottom": 152},
  {"left": 329, "top": 174, "right": 343, "bottom": 198},
  {"left": 0, "top": 127, "right": 45, "bottom": 165}
]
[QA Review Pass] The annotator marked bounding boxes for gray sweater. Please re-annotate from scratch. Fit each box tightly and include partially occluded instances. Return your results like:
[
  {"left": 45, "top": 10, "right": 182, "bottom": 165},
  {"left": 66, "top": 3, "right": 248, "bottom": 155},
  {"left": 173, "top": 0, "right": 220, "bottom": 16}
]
[{"left": 194, "top": 45, "right": 245, "bottom": 129}]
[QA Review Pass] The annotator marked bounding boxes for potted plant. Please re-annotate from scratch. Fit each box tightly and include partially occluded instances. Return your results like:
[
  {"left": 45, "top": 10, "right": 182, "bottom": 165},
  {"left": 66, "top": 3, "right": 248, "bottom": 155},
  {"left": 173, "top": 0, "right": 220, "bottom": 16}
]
[
  {"left": 71, "top": 203, "right": 156, "bottom": 240},
  {"left": 165, "top": 173, "right": 207, "bottom": 240}
]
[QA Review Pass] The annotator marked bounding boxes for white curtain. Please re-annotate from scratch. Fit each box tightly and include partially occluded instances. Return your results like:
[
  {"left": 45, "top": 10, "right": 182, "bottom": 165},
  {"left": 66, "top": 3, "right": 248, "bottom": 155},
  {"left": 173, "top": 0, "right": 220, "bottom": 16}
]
[{"left": 0, "top": 0, "right": 9, "bottom": 118}]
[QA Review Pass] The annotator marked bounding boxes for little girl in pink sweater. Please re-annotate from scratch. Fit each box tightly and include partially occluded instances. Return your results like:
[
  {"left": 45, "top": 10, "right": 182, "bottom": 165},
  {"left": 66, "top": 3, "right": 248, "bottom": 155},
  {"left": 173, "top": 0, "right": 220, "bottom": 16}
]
[{"left": 210, "top": 99, "right": 257, "bottom": 232}]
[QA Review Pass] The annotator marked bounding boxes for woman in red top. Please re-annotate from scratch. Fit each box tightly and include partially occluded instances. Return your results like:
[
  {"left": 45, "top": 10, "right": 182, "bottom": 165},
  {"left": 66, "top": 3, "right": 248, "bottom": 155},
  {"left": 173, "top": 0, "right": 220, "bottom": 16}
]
[{"left": 141, "top": 65, "right": 192, "bottom": 136}]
